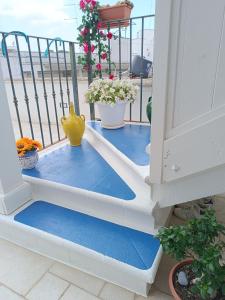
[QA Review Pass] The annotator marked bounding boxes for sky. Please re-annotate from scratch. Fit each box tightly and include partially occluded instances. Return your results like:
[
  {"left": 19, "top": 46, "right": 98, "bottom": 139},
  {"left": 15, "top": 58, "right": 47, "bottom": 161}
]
[{"left": 0, "top": 0, "right": 155, "bottom": 43}]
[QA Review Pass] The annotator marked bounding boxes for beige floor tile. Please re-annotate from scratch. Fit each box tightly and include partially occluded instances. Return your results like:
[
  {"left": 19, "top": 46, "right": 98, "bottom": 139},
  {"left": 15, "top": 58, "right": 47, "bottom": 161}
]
[
  {"left": 135, "top": 287, "right": 173, "bottom": 300},
  {"left": 0, "top": 286, "right": 25, "bottom": 300},
  {"left": 60, "top": 285, "right": 99, "bottom": 300},
  {"left": 50, "top": 262, "right": 104, "bottom": 296},
  {"left": 99, "top": 283, "right": 134, "bottom": 300},
  {"left": 26, "top": 272, "right": 69, "bottom": 300},
  {"left": 153, "top": 253, "right": 176, "bottom": 295},
  {"left": 0, "top": 239, "right": 52, "bottom": 296}
]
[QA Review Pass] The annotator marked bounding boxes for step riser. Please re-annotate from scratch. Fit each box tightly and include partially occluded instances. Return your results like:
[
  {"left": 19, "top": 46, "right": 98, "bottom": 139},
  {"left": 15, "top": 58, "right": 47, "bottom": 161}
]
[
  {"left": 26, "top": 176, "right": 156, "bottom": 234},
  {"left": 86, "top": 126, "right": 149, "bottom": 182},
  {"left": 0, "top": 214, "right": 162, "bottom": 296}
]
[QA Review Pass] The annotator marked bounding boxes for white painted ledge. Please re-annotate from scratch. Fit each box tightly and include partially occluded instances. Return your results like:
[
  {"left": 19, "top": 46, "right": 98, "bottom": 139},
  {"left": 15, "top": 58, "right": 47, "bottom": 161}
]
[
  {"left": 0, "top": 182, "right": 32, "bottom": 215},
  {"left": 86, "top": 123, "right": 150, "bottom": 182}
]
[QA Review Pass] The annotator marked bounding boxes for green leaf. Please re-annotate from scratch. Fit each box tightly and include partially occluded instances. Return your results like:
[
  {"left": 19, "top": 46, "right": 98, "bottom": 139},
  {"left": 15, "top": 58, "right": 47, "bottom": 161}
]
[
  {"left": 222, "top": 283, "right": 225, "bottom": 295},
  {"left": 208, "top": 263, "right": 215, "bottom": 272}
]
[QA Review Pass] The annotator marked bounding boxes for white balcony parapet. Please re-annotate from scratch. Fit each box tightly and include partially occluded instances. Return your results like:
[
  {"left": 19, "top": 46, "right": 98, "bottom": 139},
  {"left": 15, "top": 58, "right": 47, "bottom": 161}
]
[{"left": 0, "top": 63, "right": 32, "bottom": 214}]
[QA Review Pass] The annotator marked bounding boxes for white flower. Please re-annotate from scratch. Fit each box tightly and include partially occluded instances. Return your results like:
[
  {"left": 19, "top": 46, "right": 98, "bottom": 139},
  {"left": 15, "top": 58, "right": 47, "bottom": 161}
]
[{"left": 85, "top": 78, "right": 138, "bottom": 105}]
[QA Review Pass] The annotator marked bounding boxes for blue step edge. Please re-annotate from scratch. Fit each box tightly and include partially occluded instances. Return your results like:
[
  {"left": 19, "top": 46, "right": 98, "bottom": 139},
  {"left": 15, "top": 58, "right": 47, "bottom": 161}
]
[
  {"left": 88, "top": 121, "right": 150, "bottom": 166},
  {"left": 14, "top": 201, "right": 160, "bottom": 270}
]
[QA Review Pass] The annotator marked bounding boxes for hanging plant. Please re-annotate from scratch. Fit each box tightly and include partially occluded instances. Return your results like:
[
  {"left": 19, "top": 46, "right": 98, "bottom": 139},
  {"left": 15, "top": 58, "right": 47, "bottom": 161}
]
[{"left": 77, "top": 0, "right": 115, "bottom": 79}]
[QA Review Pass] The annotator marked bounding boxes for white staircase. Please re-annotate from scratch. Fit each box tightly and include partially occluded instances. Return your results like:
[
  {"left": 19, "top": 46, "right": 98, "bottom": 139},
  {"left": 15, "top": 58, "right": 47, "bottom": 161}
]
[{"left": 0, "top": 123, "right": 170, "bottom": 296}]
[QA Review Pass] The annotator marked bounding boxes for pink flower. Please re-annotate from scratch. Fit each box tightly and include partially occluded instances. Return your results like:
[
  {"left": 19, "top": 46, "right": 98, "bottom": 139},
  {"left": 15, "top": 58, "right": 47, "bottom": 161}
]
[
  {"left": 99, "top": 30, "right": 105, "bottom": 37},
  {"left": 91, "top": 44, "right": 95, "bottom": 53},
  {"left": 107, "top": 32, "right": 113, "bottom": 39},
  {"left": 96, "top": 63, "right": 102, "bottom": 71},
  {"left": 97, "top": 22, "right": 103, "bottom": 29},
  {"left": 80, "top": 0, "right": 86, "bottom": 10},
  {"left": 109, "top": 74, "right": 114, "bottom": 80},
  {"left": 86, "top": 0, "right": 91, "bottom": 3},
  {"left": 83, "top": 42, "right": 89, "bottom": 54},
  {"left": 81, "top": 27, "right": 89, "bottom": 36},
  {"left": 101, "top": 52, "right": 107, "bottom": 60},
  {"left": 91, "top": 0, "right": 97, "bottom": 7},
  {"left": 83, "top": 43, "right": 95, "bottom": 53}
]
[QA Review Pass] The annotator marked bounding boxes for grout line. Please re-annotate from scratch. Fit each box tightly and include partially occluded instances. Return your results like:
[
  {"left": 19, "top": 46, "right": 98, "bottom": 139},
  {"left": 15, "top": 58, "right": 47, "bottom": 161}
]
[
  {"left": 97, "top": 281, "right": 106, "bottom": 297},
  {"left": 0, "top": 282, "right": 26, "bottom": 299},
  {"left": 24, "top": 260, "right": 55, "bottom": 297},
  {"left": 47, "top": 270, "right": 72, "bottom": 286},
  {"left": 24, "top": 271, "right": 47, "bottom": 297},
  {"left": 59, "top": 283, "right": 71, "bottom": 300},
  {"left": 48, "top": 269, "right": 105, "bottom": 298}
]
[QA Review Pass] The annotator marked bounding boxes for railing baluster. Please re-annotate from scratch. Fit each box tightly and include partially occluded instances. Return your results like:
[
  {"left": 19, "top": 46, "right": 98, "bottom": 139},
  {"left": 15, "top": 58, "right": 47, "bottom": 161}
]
[
  {"left": 69, "top": 42, "right": 80, "bottom": 115},
  {"left": 55, "top": 40, "right": 65, "bottom": 116},
  {"left": 118, "top": 21, "right": 122, "bottom": 80},
  {"left": 47, "top": 39, "right": 61, "bottom": 141},
  {"left": 15, "top": 35, "right": 34, "bottom": 139},
  {"left": 62, "top": 41, "right": 70, "bottom": 104},
  {"left": 0, "top": 14, "right": 154, "bottom": 133},
  {"left": 1, "top": 33, "right": 23, "bottom": 138},
  {"left": 140, "top": 17, "right": 144, "bottom": 122},
  {"left": 27, "top": 36, "right": 45, "bottom": 147},
  {"left": 129, "top": 20, "right": 133, "bottom": 121},
  {"left": 37, "top": 37, "right": 53, "bottom": 145}
]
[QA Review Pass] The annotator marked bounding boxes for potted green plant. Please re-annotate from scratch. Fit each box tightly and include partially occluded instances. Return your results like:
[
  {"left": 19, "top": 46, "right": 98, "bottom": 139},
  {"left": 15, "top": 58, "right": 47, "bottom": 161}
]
[
  {"left": 157, "top": 210, "right": 225, "bottom": 300},
  {"left": 146, "top": 96, "right": 152, "bottom": 124},
  {"left": 145, "top": 96, "right": 152, "bottom": 154},
  {"left": 98, "top": 0, "right": 133, "bottom": 28},
  {"left": 85, "top": 78, "right": 138, "bottom": 128}
]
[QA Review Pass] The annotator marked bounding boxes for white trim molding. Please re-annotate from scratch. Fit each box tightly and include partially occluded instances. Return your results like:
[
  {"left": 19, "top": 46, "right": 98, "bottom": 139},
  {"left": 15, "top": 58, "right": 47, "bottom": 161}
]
[{"left": 0, "top": 58, "right": 32, "bottom": 214}]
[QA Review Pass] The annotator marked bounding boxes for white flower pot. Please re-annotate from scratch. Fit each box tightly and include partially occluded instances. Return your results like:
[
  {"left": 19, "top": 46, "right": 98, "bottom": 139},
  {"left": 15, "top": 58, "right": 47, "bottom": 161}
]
[
  {"left": 97, "top": 102, "right": 126, "bottom": 129},
  {"left": 19, "top": 150, "right": 39, "bottom": 170}
]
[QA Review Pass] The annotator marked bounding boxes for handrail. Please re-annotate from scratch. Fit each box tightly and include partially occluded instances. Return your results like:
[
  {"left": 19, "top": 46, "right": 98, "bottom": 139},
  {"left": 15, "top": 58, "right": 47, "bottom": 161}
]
[
  {"left": 99, "top": 14, "right": 155, "bottom": 24},
  {"left": 0, "top": 13, "right": 155, "bottom": 145},
  {"left": 44, "top": 37, "right": 63, "bottom": 58},
  {"left": 1, "top": 31, "right": 28, "bottom": 57},
  {"left": 0, "top": 31, "right": 77, "bottom": 44}
]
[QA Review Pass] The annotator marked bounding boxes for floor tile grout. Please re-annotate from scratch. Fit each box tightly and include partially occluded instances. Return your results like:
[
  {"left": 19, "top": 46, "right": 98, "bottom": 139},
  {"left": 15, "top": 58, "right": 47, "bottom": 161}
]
[
  {"left": 58, "top": 283, "right": 71, "bottom": 300},
  {"left": 97, "top": 281, "right": 106, "bottom": 298},
  {"left": 24, "top": 271, "right": 47, "bottom": 297},
  {"left": 0, "top": 282, "right": 26, "bottom": 298},
  {"left": 48, "top": 269, "right": 104, "bottom": 298},
  {"left": 23, "top": 260, "right": 55, "bottom": 297}
]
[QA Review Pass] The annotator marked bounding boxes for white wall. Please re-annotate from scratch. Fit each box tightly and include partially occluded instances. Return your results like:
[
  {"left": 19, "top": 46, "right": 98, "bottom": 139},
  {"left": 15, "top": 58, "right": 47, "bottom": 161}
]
[
  {"left": 151, "top": 0, "right": 225, "bottom": 206},
  {"left": 133, "top": 29, "right": 154, "bottom": 61}
]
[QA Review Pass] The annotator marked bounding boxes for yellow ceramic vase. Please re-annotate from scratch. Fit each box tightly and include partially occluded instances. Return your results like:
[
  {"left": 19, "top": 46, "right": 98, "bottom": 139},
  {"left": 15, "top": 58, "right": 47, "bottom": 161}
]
[{"left": 61, "top": 102, "right": 85, "bottom": 146}]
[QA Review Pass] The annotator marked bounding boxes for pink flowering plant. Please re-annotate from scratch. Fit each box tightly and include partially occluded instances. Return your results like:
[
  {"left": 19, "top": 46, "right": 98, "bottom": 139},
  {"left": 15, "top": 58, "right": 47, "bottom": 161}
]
[{"left": 77, "top": 0, "right": 115, "bottom": 78}]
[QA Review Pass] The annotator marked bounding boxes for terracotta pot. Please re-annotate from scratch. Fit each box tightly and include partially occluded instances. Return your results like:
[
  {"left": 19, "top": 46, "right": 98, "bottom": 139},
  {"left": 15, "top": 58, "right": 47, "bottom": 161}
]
[
  {"left": 98, "top": 4, "right": 132, "bottom": 28},
  {"left": 169, "top": 259, "right": 193, "bottom": 300}
]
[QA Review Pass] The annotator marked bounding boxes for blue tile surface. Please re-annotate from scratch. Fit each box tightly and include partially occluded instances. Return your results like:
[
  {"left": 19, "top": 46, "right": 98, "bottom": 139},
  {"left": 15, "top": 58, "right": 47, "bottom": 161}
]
[
  {"left": 88, "top": 121, "right": 150, "bottom": 166},
  {"left": 23, "top": 139, "right": 135, "bottom": 200},
  {"left": 15, "top": 201, "right": 160, "bottom": 270}
]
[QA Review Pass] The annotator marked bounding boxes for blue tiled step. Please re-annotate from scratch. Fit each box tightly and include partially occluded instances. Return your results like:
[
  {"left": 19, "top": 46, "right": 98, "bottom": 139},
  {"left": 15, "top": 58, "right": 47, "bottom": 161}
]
[
  {"left": 14, "top": 201, "right": 160, "bottom": 270},
  {"left": 88, "top": 121, "right": 150, "bottom": 166},
  {"left": 22, "top": 139, "right": 135, "bottom": 200}
]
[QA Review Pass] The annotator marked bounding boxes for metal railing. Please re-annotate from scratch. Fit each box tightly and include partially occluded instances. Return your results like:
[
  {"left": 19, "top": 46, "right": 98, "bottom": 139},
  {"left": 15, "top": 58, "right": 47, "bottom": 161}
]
[
  {"left": 1, "top": 31, "right": 79, "bottom": 148},
  {"left": 88, "top": 15, "right": 155, "bottom": 122},
  {"left": 0, "top": 14, "right": 154, "bottom": 149}
]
